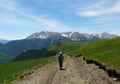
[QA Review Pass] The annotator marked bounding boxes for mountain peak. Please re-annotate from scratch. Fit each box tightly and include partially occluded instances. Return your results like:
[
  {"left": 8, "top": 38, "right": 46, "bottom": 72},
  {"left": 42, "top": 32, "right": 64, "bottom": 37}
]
[
  {"left": 27, "top": 31, "right": 59, "bottom": 39},
  {"left": 100, "top": 32, "right": 118, "bottom": 39},
  {"left": 26, "top": 31, "right": 118, "bottom": 41}
]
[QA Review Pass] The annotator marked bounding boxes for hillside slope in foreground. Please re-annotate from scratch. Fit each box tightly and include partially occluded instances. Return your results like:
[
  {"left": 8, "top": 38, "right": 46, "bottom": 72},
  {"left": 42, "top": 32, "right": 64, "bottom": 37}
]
[{"left": 15, "top": 55, "right": 120, "bottom": 84}]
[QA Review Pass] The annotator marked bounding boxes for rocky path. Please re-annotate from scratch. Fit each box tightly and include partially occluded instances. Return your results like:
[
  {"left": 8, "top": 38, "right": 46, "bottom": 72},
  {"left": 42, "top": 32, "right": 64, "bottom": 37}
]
[{"left": 16, "top": 55, "right": 120, "bottom": 84}]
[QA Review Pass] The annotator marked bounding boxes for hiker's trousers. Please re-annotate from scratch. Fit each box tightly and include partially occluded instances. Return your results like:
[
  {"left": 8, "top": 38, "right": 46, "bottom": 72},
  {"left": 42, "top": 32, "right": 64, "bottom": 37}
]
[{"left": 58, "top": 57, "right": 63, "bottom": 68}]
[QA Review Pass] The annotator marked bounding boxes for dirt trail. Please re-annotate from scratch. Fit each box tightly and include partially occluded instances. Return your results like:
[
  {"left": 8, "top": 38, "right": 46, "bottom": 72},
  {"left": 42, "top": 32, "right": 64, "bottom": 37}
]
[{"left": 15, "top": 55, "right": 120, "bottom": 84}]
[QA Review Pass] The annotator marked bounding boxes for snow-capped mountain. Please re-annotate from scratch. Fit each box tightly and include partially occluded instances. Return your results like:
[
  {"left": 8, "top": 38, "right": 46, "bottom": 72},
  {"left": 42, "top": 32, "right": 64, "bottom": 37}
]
[
  {"left": 26, "top": 31, "right": 118, "bottom": 41},
  {"left": 61, "top": 32, "right": 99, "bottom": 41},
  {"left": 0, "top": 33, "right": 70, "bottom": 56},
  {"left": 27, "top": 31, "right": 59, "bottom": 39},
  {"left": 0, "top": 31, "right": 118, "bottom": 56},
  {"left": 99, "top": 32, "right": 118, "bottom": 39}
]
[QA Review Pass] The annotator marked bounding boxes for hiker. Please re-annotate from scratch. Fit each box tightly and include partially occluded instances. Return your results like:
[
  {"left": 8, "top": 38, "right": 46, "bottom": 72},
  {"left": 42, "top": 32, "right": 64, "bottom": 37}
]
[{"left": 58, "top": 51, "right": 64, "bottom": 70}]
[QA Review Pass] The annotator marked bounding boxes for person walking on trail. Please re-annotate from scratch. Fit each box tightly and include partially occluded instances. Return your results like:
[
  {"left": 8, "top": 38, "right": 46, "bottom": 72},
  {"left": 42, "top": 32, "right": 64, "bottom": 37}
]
[{"left": 58, "top": 51, "right": 64, "bottom": 70}]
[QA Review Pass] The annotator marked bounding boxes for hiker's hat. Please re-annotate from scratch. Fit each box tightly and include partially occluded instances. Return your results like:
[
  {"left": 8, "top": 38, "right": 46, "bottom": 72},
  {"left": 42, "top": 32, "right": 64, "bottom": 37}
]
[{"left": 59, "top": 51, "right": 62, "bottom": 54}]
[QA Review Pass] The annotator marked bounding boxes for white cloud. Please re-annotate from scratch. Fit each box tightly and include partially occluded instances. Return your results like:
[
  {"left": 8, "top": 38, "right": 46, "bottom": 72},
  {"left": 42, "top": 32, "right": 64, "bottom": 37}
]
[
  {"left": 77, "top": 1, "right": 120, "bottom": 17},
  {"left": 0, "top": 16, "right": 31, "bottom": 25},
  {"left": 90, "top": 15, "right": 120, "bottom": 24},
  {"left": 22, "top": 14, "right": 73, "bottom": 32},
  {"left": 0, "top": 0, "right": 73, "bottom": 32},
  {"left": 0, "top": 0, "right": 119, "bottom": 39},
  {"left": 78, "top": 11, "right": 100, "bottom": 17},
  {"left": 110, "top": 29, "right": 120, "bottom": 36},
  {"left": 0, "top": 0, "right": 17, "bottom": 11}
]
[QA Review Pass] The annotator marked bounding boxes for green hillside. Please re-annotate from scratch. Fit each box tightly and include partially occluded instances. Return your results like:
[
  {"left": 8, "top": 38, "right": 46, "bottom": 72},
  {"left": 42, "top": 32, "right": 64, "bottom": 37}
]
[
  {"left": 0, "top": 56, "right": 56, "bottom": 83},
  {"left": 49, "top": 41, "right": 83, "bottom": 54},
  {"left": 0, "top": 42, "right": 82, "bottom": 83},
  {"left": 13, "top": 48, "right": 57, "bottom": 61},
  {"left": 0, "top": 53, "right": 13, "bottom": 64},
  {"left": 50, "top": 38, "right": 120, "bottom": 72},
  {"left": 70, "top": 37, "right": 120, "bottom": 71},
  {"left": 0, "top": 37, "right": 120, "bottom": 83}
]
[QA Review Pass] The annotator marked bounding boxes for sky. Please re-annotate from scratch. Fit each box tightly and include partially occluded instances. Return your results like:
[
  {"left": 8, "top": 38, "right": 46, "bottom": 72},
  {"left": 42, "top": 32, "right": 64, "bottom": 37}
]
[{"left": 0, "top": 0, "right": 120, "bottom": 40}]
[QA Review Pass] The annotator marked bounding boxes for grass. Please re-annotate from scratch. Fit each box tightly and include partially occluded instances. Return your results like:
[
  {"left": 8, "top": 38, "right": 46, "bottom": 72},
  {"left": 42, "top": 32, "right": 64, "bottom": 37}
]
[
  {"left": 49, "top": 41, "right": 83, "bottom": 55},
  {"left": 69, "top": 37, "right": 120, "bottom": 72},
  {"left": 0, "top": 53, "right": 13, "bottom": 64},
  {"left": 0, "top": 56, "right": 56, "bottom": 83},
  {"left": 46, "top": 38, "right": 120, "bottom": 72},
  {"left": 0, "top": 37, "right": 120, "bottom": 83}
]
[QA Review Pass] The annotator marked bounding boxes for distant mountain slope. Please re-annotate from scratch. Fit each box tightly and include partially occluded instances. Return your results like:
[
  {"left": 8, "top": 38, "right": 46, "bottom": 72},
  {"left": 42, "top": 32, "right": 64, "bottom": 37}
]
[
  {"left": 96, "top": 32, "right": 118, "bottom": 39},
  {"left": 0, "top": 53, "right": 13, "bottom": 64},
  {"left": 13, "top": 41, "right": 83, "bottom": 61},
  {"left": 27, "top": 31, "right": 59, "bottom": 39},
  {"left": 13, "top": 48, "right": 57, "bottom": 61},
  {"left": 0, "top": 35, "right": 70, "bottom": 56},
  {"left": 0, "top": 31, "right": 118, "bottom": 57},
  {"left": 26, "top": 31, "right": 118, "bottom": 41},
  {"left": 0, "top": 43, "right": 4, "bottom": 47},
  {"left": 0, "top": 39, "right": 10, "bottom": 44}
]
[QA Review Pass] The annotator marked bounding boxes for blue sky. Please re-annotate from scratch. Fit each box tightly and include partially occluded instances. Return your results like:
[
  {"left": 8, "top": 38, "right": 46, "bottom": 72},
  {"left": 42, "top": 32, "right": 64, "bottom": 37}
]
[{"left": 0, "top": 0, "right": 120, "bottom": 40}]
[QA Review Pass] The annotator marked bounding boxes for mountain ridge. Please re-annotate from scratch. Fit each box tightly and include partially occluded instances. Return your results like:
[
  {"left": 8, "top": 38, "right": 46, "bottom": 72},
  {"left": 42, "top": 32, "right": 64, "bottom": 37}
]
[
  {"left": 0, "top": 39, "right": 10, "bottom": 44},
  {"left": 0, "top": 35, "right": 70, "bottom": 56},
  {"left": 0, "top": 31, "right": 118, "bottom": 57},
  {"left": 26, "top": 31, "right": 118, "bottom": 41}
]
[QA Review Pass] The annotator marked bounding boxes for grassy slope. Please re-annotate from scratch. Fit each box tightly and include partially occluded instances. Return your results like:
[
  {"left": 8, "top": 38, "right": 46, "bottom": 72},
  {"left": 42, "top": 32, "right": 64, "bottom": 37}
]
[
  {"left": 70, "top": 37, "right": 120, "bottom": 71},
  {"left": 49, "top": 41, "right": 83, "bottom": 55},
  {"left": 0, "top": 53, "right": 13, "bottom": 64},
  {"left": 0, "top": 38, "right": 120, "bottom": 83},
  {"left": 0, "top": 56, "right": 56, "bottom": 83},
  {"left": 13, "top": 48, "right": 57, "bottom": 61},
  {"left": 50, "top": 38, "right": 120, "bottom": 72}
]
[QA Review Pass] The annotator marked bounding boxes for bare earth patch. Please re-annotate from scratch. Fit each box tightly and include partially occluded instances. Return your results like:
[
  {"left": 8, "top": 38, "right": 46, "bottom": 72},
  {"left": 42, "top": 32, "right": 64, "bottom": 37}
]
[{"left": 15, "top": 55, "right": 120, "bottom": 84}]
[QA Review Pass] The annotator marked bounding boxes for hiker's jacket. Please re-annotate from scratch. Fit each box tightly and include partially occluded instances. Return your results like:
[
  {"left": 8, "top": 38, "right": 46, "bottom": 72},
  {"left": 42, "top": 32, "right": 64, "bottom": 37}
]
[{"left": 58, "top": 52, "right": 64, "bottom": 61}]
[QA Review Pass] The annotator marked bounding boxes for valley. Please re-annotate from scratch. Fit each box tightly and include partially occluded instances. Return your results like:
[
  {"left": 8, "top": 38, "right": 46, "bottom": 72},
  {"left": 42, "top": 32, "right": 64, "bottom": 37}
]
[
  {"left": 0, "top": 31, "right": 118, "bottom": 57},
  {"left": 0, "top": 34, "right": 120, "bottom": 84},
  {"left": 0, "top": 0, "right": 120, "bottom": 83}
]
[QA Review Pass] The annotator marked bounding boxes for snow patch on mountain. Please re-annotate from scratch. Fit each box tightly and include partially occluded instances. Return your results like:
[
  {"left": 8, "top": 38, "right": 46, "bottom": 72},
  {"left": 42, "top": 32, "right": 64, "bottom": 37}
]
[{"left": 26, "top": 31, "right": 118, "bottom": 41}]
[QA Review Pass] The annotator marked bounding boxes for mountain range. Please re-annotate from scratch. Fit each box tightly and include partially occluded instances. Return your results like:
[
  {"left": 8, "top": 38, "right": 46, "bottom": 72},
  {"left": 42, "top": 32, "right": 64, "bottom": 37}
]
[
  {"left": 0, "top": 31, "right": 118, "bottom": 57},
  {"left": 0, "top": 39, "right": 10, "bottom": 44},
  {"left": 27, "top": 31, "right": 118, "bottom": 41}
]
